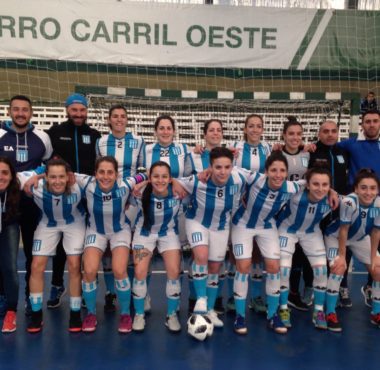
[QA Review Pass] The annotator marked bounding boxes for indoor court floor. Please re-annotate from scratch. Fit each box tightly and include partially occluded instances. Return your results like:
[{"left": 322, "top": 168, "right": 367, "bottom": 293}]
[{"left": 0, "top": 255, "right": 378, "bottom": 370}]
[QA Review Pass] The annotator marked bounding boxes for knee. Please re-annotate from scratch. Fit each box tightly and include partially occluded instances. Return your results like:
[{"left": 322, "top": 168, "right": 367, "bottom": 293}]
[
  {"left": 265, "top": 260, "right": 280, "bottom": 274},
  {"left": 31, "top": 259, "right": 46, "bottom": 274},
  {"left": 236, "top": 260, "right": 251, "bottom": 274}
]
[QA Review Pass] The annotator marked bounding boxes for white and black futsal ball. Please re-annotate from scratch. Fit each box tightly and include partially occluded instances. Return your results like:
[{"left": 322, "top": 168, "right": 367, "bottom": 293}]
[{"left": 187, "top": 314, "right": 214, "bottom": 341}]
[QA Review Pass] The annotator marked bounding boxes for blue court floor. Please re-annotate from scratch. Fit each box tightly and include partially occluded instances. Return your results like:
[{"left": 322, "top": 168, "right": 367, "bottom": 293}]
[{"left": 0, "top": 254, "right": 378, "bottom": 370}]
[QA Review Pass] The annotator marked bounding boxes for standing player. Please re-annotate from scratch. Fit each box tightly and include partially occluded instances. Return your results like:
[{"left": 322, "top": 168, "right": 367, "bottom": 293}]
[
  {"left": 324, "top": 169, "right": 380, "bottom": 332},
  {"left": 22, "top": 159, "right": 85, "bottom": 333},
  {"left": 46, "top": 93, "right": 101, "bottom": 309},
  {"left": 79, "top": 156, "right": 147, "bottom": 333},
  {"left": 96, "top": 105, "right": 144, "bottom": 311},
  {"left": 178, "top": 147, "right": 246, "bottom": 328},
  {"left": 131, "top": 162, "right": 182, "bottom": 332},
  {"left": 278, "top": 167, "right": 332, "bottom": 329},
  {"left": 0, "top": 95, "right": 52, "bottom": 315}
]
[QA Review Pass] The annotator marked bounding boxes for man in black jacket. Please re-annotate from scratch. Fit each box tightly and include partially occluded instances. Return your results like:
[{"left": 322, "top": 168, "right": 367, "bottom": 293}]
[
  {"left": 309, "top": 120, "right": 352, "bottom": 308},
  {"left": 46, "top": 94, "right": 101, "bottom": 308}
]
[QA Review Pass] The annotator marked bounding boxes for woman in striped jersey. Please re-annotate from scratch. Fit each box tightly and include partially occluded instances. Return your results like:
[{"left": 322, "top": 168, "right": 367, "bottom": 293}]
[
  {"left": 78, "top": 156, "right": 147, "bottom": 334},
  {"left": 22, "top": 158, "right": 86, "bottom": 334},
  {"left": 277, "top": 166, "right": 332, "bottom": 330},
  {"left": 131, "top": 161, "right": 182, "bottom": 333},
  {"left": 324, "top": 169, "right": 380, "bottom": 332}
]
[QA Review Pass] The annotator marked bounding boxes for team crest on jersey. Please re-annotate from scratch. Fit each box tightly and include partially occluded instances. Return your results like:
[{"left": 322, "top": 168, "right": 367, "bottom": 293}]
[
  {"left": 16, "top": 149, "right": 28, "bottom": 162},
  {"left": 281, "top": 194, "right": 291, "bottom": 202},
  {"left": 336, "top": 155, "right": 345, "bottom": 164},
  {"left": 33, "top": 240, "right": 42, "bottom": 252},
  {"left": 66, "top": 194, "right": 78, "bottom": 204},
  {"left": 369, "top": 208, "right": 380, "bottom": 218},
  {"left": 320, "top": 205, "right": 330, "bottom": 214},
  {"left": 168, "top": 199, "right": 179, "bottom": 208},
  {"left": 116, "top": 187, "right": 127, "bottom": 198},
  {"left": 301, "top": 157, "right": 309, "bottom": 168},
  {"left": 229, "top": 184, "right": 239, "bottom": 195},
  {"left": 172, "top": 146, "right": 182, "bottom": 155},
  {"left": 82, "top": 135, "right": 91, "bottom": 144},
  {"left": 128, "top": 139, "right": 138, "bottom": 149}
]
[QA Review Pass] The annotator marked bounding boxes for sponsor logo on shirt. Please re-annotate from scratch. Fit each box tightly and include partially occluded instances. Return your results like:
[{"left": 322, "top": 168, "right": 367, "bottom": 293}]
[{"left": 82, "top": 135, "right": 91, "bottom": 144}]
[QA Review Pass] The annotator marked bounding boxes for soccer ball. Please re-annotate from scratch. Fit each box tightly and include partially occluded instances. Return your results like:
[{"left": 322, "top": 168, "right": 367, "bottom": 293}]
[{"left": 187, "top": 314, "right": 214, "bottom": 341}]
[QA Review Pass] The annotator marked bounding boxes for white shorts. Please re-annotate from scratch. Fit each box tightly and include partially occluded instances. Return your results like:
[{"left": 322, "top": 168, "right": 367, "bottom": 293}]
[
  {"left": 278, "top": 229, "right": 326, "bottom": 267},
  {"left": 324, "top": 234, "right": 371, "bottom": 266},
  {"left": 84, "top": 227, "right": 131, "bottom": 252},
  {"left": 186, "top": 219, "right": 229, "bottom": 262},
  {"left": 125, "top": 204, "right": 139, "bottom": 230},
  {"left": 231, "top": 225, "right": 280, "bottom": 260},
  {"left": 132, "top": 230, "right": 181, "bottom": 254},
  {"left": 32, "top": 221, "right": 85, "bottom": 256}
]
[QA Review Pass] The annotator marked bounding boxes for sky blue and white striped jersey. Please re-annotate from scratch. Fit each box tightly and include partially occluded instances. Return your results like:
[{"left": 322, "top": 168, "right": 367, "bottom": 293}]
[
  {"left": 231, "top": 141, "right": 271, "bottom": 173},
  {"left": 184, "top": 149, "right": 211, "bottom": 175},
  {"left": 277, "top": 189, "right": 331, "bottom": 234},
  {"left": 178, "top": 168, "right": 246, "bottom": 231},
  {"left": 232, "top": 170, "right": 305, "bottom": 229},
  {"left": 76, "top": 174, "right": 142, "bottom": 235},
  {"left": 325, "top": 193, "right": 380, "bottom": 241},
  {"left": 134, "top": 185, "right": 181, "bottom": 237},
  {"left": 142, "top": 142, "right": 189, "bottom": 178},
  {"left": 20, "top": 175, "right": 85, "bottom": 228},
  {"left": 96, "top": 133, "right": 144, "bottom": 178}
]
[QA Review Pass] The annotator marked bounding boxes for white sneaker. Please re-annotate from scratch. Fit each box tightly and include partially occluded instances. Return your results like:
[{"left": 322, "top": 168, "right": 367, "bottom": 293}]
[
  {"left": 165, "top": 313, "right": 181, "bottom": 332},
  {"left": 144, "top": 295, "right": 152, "bottom": 313},
  {"left": 132, "top": 314, "right": 146, "bottom": 332},
  {"left": 193, "top": 297, "right": 207, "bottom": 314},
  {"left": 207, "top": 309, "right": 224, "bottom": 328}
]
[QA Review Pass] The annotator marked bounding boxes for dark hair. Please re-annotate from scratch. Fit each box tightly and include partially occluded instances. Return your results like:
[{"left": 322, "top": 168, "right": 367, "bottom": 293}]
[
  {"left": 94, "top": 156, "right": 118, "bottom": 173},
  {"left": 283, "top": 116, "right": 302, "bottom": 134},
  {"left": 203, "top": 119, "right": 223, "bottom": 135},
  {"left": 353, "top": 168, "right": 380, "bottom": 189},
  {"left": 45, "top": 158, "right": 71, "bottom": 194},
  {"left": 154, "top": 115, "right": 175, "bottom": 131},
  {"left": 305, "top": 166, "right": 332, "bottom": 185},
  {"left": 209, "top": 147, "right": 233, "bottom": 165},
  {"left": 243, "top": 114, "right": 264, "bottom": 142},
  {"left": 0, "top": 156, "right": 20, "bottom": 222},
  {"left": 362, "top": 109, "right": 380, "bottom": 122},
  {"left": 9, "top": 95, "right": 32, "bottom": 108},
  {"left": 142, "top": 161, "right": 171, "bottom": 230},
  {"left": 108, "top": 104, "right": 127, "bottom": 117},
  {"left": 265, "top": 150, "right": 288, "bottom": 171}
]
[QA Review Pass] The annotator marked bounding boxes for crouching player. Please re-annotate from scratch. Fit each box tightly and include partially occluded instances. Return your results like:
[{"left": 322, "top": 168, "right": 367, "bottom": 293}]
[
  {"left": 131, "top": 161, "right": 182, "bottom": 332},
  {"left": 21, "top": 159, "right": 85, "bottom": 333},
  {"left": 324, "top": 169, "right": 380, "bottom": 332},
  {"left": 277, "top": 167, "right": 332, "bottom": 329},
  {"left": 79, "top": 156, "right": 147, "bottom": 333},
  {"left": 178, "top": 147, "right": 246, "bottom": 328}
]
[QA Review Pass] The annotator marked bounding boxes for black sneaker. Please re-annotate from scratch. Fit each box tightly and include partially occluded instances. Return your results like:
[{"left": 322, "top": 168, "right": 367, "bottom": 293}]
[
  {"left": 104, "top": 293, "right": 117, "bottom": 312},
  {"left": 188, "top": 298, "right": 196, "bottom": 314},
  {"left": 214, "top": 297, "right": 225, "bottom": 315},
  {"left": 361, "top": 285, "right": 372, "bottom": 308},
  {"left": 24, "top": 299, "right": 32, "bottom": 317},
  {"left": 288, "top": 292, "right": 309, "bottom": 312},
  {"left": 47, "top": 286, "right": 66, "bottom": 309},
  {"left": 27, "top": 310, "right": 43, "bottom": 333},
  {"left": 338, "top": 287, "right": 352, "bottom": 308},
  {"left": 69, "top": 310, "right": 82, "bottom": 333}
]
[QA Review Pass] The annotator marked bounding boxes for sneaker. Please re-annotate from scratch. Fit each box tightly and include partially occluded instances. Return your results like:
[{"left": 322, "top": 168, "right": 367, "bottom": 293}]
[
  {"left": 193, "top": 297, "right": 207, "bottom": 314},
  {"left": 267, "top": 314, "right": 288, "bottom": 334},
  {"left": 370, "top": 313, "right": 380, "bottom": 327},
  {"left": 27, "top": 310, "right": 43, "bottom": 333},
  {"left": 165, "top": 313, "right": 181, "bottom": 332},
  {"left": 361, "top": 285, "right": 372, "bottom": 308},
  {"left": 288, "top": 292, "right": 309, "bottom": 312},
  {"left": 338, "top": 287, "right": 352, "bottom": 308},
  {"left": 69, "top": 310, "right": 82, "bottom": 333},
  {"left": 326, "top": 312, "right": 342, "bottom": 332},
  {"left": 279, "top": 308, "right": 292, "bottom": 328},
  {"left": 144, "top": 294, "right": 152, "bottom": 314},
  {"left": 132, "top": 314, "right": 146, "bottom": 332},
  {"left": 302, "top": 287, "right": 314, "bottom": 307},
  {"left": 82, "top": 313, "right": 97, "bottom": 333},
  {"left": 0, "top": 295, "right": 7, "bottom": 317},
  {"left": 313, "top": 310, "right": 327, "bottom": 330},
  {"left": 2, "top": 311, "right": 16, "bottom": 333},
  {"left": 81, "top": 298, "right": 87, "bottom": 309},
  {"left": 104, "top": 293, "right": 117, "bottom": 312},
  {"left": 214, "top": 297, "right": 225, "bottom": 315},
  {"left": 234, "top": 314, "right": 247, "bottom": 335},
  {"left": 24, "top": 299, "right": 32, "bottom": 317},
  {"left": 226, "top": 297, "right": 236, "bottom": 313},
  {"left": 249, "top": 296, "right": 267, "bottom": 314},
  {"left": 47, "top": 286, "right": 66, "bottom": 309},
  {"left": 188, "top": 298, "right": 196, "bottom": 314},
  {"left": 206, "top": 309, "right": 224, "bottom": 328},
  {"left": 118, "top": 314, "right": 132, "bottom": 333}
]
